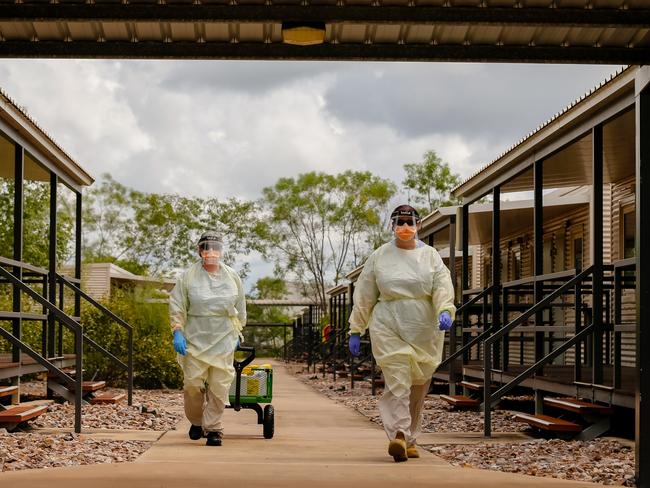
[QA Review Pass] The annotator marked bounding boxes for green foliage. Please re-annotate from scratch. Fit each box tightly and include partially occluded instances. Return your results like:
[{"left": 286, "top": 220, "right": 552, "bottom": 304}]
[
  {"left": 262, "top": 170, "right": 396, "bottom": 307},
  {"left": 0, "top": 180, "right": 74, "bottom": 268},
  {"left": 83, "top": 174, "right": 269, "bottom": 278},
  {"left": 244, "top": 277, "right": 293, "bottom": 357},
  {"left": 402, "top": 150, "right": 462, "bottom": 215},
  {"left": 81, "top": 287, "right": 182, "bottom": 389}
]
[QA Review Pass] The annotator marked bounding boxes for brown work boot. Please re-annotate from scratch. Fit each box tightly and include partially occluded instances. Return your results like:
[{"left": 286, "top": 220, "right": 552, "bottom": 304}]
[
  {"left": 388, "top": 432, "right": 408, "bottom": 462},
  {"left": 406, "top": 445, "right": 420, "bottom": 458}
]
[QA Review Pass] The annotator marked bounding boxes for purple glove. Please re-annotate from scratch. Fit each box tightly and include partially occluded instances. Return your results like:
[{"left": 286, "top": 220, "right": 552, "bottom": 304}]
[
  {"left": 439, "top": 311, "right": 453, "bottom": 331},
  {"left": 349, "top": 334, "right": 361, "bottom": 357}
]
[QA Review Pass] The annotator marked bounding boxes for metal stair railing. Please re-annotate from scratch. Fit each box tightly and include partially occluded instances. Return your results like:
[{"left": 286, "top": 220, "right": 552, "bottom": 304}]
[
  {"left": 0, "top": 265, "right": 84, "bottom": 432},
  {"left": 56, "top": 273, "right": 134, "bottom": 406},
  {"left": 481, "top": 265, "right": 595, "bottom": 436},
  {"left": 437, "top": 285, "right": 494, "bottom": 372}
]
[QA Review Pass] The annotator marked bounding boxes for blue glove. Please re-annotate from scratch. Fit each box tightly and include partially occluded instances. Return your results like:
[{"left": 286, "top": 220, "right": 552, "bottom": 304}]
[
  {"left": 173, "top": 330, "right": 187, "bottom": 356},
  {"left": 439, "top": 311, "right": 453, "bottom": 331},
  {"left": 349, "top": 334, "right": 361, "bottom": 357},
  {"left": 236, "top": 338, "right": 241, "bottom": 350}
]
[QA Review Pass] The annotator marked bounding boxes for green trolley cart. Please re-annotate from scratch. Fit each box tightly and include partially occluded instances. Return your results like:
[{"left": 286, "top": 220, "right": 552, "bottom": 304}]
[{"left": 227, "top": 346, "right": 274, "bottom": 439}]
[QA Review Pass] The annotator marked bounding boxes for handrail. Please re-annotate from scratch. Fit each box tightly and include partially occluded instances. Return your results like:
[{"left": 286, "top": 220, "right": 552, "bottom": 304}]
[
  {"left": 485, "top": 266, "right": 593, "bottom": 346},
  {"left": 0, "top": 256, "right": 48, "bottom": 275},
  {"left": 0, "top": 265, "right": 84, "bottom": 432},
  {"left": 57, "top": 273, "right": 134, "bottom": 405},
  {"left": 484, "top": 324, "right": 594, "bottom": 408},
  {"left": 436, "top": 286, "right": 493, "bottom": 371},
  {"left": 455, "top": 285, "right": 493, "bottom": 315}
]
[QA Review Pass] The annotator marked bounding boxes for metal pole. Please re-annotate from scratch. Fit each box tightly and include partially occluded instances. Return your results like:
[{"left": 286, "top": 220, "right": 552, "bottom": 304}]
[
  {"left": 461, "top": 204, "right": 470, "bottom": 363},
  {"left": 48, "top": 174, "right": 58, "bottom": 359},
  {"left": 634, "top": 66, "right": 650, "bottom": 488},
  {"left": 128, "top": 328, "right": 133, "bottom": 406},
  {"left": 11, "top": 143, "right": 24, "bottom": 401},
  {"left": 591, "top": 124, "right": 604, "bottom": 386},
  {"left": 533, "top": 159, "right": 545, "bottom": 414},
  {"left": 448, "top": 215, "right": 459, "bottom": 395},
  {"left": 484, "top": 186, "right": 500, "bottom": 438}
]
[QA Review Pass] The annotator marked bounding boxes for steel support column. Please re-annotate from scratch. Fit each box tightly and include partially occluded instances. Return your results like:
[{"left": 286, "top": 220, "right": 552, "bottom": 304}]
[
  {"left": 533, "top": 160, "right": 544, "bottom": 363},
  {"left": 448, "top": 215, "right": 460, "bottom": 395},
  {"left": 461, "top": 204, "right": 470, "bottom": 363},
  {"left": 634, "top": 66, "right": 650, "bottom": 488},
  {"left": 591, "top": 124, "right": 604, "bottom": 386},
  {"left": 48, "top": 173, "right": 58, "bottom": 359},
  {"left": 12, "top": 144, "right": 24, "bottom": 367},
  {"left": 484, "top": 186, "right": 500, "bottom": 437}
]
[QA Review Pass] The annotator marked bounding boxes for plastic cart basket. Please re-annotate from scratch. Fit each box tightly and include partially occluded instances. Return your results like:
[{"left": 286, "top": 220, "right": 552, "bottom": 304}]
[{"left": 227, "top": 346, "right": 274, "bottom": 439}]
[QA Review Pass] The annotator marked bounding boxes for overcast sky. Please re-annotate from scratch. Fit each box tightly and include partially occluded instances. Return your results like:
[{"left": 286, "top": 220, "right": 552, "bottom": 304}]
[
  {"left": 0, "top": 60, "right": 621, "bottom": 202},
  {"left": 0, "top": 60, "right": 622, "bottom": 288}
]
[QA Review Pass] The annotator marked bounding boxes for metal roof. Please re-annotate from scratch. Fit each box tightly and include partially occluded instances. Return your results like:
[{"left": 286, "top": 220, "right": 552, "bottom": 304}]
[
  {"left": 0, "top": 86, "right": 94, "bottom": 188},
  {"left": 452, "top": 65, "right": 637, "bottom": 200},
  {"left": 0, "top": 2, "right": 649, "bottom": 61}
]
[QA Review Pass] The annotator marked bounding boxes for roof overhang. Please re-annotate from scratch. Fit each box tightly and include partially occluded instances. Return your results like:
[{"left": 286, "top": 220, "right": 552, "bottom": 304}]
[
  {"left": 453, "top": 66, "right": 637, "bottom": 202},
  {"left": 0, "top": 89, "right": 94, "bottom": 189},
  {"left": 0, "top": 3, "right": 649, "bottom": 62}
]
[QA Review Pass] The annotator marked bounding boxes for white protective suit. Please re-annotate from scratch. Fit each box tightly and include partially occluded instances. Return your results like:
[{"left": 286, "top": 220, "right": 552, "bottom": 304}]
[
  {"left": 349, "top": 240, "right": 455, "bottom": 445},
  {"left": 169, "top": 261, "right": 246, "bottom": 432}
]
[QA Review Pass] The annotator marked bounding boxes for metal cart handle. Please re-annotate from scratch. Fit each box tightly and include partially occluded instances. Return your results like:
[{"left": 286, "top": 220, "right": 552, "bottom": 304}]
[{"left": 232, "top": 345, "right": 256, "bottom": 411}]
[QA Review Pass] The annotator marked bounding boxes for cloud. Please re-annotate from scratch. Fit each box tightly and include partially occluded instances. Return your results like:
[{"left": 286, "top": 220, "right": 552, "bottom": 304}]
[{"left": 0, "top": 59, "right": 622, "bottom": 205}]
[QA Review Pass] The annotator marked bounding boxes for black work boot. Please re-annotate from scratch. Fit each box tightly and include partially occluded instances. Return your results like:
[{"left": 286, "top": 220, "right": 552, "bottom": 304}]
[
  {"left": 206, "top": 431, "right": 223, "bottom": 446},
  {"left": 188, "top": 425, "right": 203, "bottom": 440}
]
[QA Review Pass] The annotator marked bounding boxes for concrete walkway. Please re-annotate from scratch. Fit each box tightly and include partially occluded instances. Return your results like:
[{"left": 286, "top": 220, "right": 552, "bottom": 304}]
[{"left": 2, "top": 362, "right": 602, "bottom": 488}]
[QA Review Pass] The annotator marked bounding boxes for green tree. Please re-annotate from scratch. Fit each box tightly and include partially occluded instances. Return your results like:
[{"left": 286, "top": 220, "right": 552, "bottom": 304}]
[
  {"left": 402, "top": 150, "right": 461, "bottom": 215},
  {"left": 262, "top": 170, "right": 396, "bottom": 307},
  {"left": 244, "top": 277, "right": 292, "bottom": 357},
  {"left": 83, "top": 174, "right": 268, "bottom": 277},
  {"left": 0, "top": 180, "right": 74, "bottom": 268}
]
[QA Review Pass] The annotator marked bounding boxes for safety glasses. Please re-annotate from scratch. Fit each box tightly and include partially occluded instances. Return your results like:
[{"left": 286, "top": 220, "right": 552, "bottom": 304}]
[{"left": 199, "top": 241, "right": 223, "bottom": 252}]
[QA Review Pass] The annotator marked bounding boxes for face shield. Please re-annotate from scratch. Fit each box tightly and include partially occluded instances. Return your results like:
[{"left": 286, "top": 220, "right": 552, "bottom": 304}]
[
  {"left": 391, "top": 214, "right": 419, "bottom": 242},
  {"left": 197, "top": 233, "right": 224, "bottom": 266}
]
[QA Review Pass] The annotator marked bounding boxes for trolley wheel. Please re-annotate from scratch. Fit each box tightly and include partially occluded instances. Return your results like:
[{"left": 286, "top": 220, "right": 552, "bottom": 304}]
[{"left": 263, "top": 404, "right": 274, "bottom": 439}]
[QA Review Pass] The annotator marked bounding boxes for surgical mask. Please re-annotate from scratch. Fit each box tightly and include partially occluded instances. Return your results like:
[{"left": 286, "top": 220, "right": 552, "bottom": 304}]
[
  {"left": 395, "top": 225, "right": 417, "bottom": 241},
  {"left": 201, "top": 249, "right": 221, "bottom": 266}
]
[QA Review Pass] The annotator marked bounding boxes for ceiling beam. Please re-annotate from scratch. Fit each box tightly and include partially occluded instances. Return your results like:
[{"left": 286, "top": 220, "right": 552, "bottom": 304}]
[
  {"left": 0, "top": 41, "right": 648, "bottom": 64},
  {"left": 0, "top": 4, "right": 649, "bottom": 27}
]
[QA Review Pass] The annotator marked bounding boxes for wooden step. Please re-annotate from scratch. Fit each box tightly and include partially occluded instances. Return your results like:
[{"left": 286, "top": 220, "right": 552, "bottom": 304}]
[
  {"left": 48, "top": 368, "right": 85, "bottom": 379},
  {"left": 460, "top": 380, "right": 484, "bottom": 391},
  {"left": 0, "top": 404, "right": 48, "bottom": 424},
  {"left": 0, "top": 386, "right": 18, "bottom": 398},
  {"left": 440, "top": 394, "right": 480, "bottom": 408},
  {"left": 514, "top": 412, "right": 583, "bottom": 432},
  {"left": 91, "top": 392, "right": 126, "bottom": 404},
  {"left": 544, "top": 397, "right": 614, "bottom": 415},
  {"left": 82, "top": 381, "right": 106, "bottom": 392}
]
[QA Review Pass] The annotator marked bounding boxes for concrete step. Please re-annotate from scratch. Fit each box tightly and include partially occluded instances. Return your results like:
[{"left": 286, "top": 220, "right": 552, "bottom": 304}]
[
  {"left": 0, "top": 404, "right": 48, "bottom": 424},
  {"left": 544, "top": 397, "right": 614, "bottom": 415},
  {"left": 439, "top": 394, "right": 480, "bottom": 408},
  {"left": 514, "top": 412, "right": 583, "bottom": 432}
]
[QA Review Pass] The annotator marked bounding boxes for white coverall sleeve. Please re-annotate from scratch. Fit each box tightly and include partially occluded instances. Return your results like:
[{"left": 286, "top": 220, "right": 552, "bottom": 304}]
[
  {"left": 348, "top": 252, "right": 379, "bottom": 336},
  {"left": 169, "top": 274, "right": 188, "bottom": 332},
  {"left": 431, "top": 249, "right": 456, "bottom": 321}
]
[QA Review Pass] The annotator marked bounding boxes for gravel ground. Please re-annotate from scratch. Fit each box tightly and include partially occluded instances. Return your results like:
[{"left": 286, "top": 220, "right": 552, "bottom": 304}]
[
  {"left": 0, "top": 432, "right": 151, "bottom": 472},
  {"left": 426, "top": 439, "right": 635, "bottom": 487},
  {"left": 290, "top": 362, "right": 636, "bottom": 486},
  {"left": 17, "top": 382, "right": 184, "bottom": 431},
  {"left": 1, "top": 383, "right": 184, "bottom": 473}
]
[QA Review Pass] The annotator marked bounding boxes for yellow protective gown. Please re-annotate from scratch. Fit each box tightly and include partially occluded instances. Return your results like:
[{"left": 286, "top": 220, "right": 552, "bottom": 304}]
[
  {"left": 349, "top": 241, "right": 456, "bottom": 398},
  {"left": 170, "top": 261, "right": 246, "bottom": 405}
]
